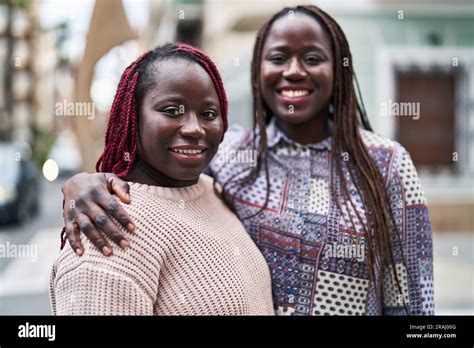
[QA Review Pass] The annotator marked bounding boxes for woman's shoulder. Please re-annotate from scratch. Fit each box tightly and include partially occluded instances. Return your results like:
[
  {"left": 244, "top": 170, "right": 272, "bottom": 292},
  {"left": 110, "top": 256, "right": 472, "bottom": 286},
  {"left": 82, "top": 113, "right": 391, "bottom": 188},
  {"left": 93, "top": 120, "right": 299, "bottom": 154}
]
[
  {"left": 358, "top": 128, "right": 411, "bottom": 160},
  {"left": 358, "top": 128, "right": 418, "bottom": 183},
  {"left": 199, "top": 172, "right": 214, "bottom": 188},
  {"left": 113, "top": 187, "right": 187, "bottom": 244},
  {"left": 197, "top": 173, "right": 225, "bottom": 202},
  {"left": 208, "top": 124, "right": 252, "bottom": 176},
  {"left": 359, "top": 128, "right": 399, "bottom": 151},
  {"left": 220, "top": 124, "right": 252, "bottom": 151}
]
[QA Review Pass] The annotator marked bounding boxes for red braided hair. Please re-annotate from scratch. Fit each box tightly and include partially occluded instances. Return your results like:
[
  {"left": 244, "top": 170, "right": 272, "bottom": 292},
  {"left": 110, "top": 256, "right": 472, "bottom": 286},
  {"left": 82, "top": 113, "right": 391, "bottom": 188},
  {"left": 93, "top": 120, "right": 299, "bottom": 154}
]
[{"left": 95, "top": 43, "right": 228, "bottom": 178}]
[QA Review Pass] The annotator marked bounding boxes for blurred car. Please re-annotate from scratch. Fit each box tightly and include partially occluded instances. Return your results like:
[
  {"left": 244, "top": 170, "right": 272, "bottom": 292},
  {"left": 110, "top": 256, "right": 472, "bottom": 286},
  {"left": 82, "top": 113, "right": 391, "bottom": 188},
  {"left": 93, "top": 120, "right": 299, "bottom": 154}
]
[{"left": 0, "top": 142, "right": 40, "bottom": 225}]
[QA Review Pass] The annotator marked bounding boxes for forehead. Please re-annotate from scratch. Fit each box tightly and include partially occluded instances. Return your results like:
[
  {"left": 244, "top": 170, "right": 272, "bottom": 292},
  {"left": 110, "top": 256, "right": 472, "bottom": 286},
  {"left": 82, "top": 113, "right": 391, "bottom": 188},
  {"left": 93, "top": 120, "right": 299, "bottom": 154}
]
[
  {"left": 152, "top": 59, "right": 210, "bottom": 86},
  {"left": 146, "top": 58, "right": 219, "bottom": 99},
  {"left": 264, "top": 12, "right": 331, "bottom": 50}
]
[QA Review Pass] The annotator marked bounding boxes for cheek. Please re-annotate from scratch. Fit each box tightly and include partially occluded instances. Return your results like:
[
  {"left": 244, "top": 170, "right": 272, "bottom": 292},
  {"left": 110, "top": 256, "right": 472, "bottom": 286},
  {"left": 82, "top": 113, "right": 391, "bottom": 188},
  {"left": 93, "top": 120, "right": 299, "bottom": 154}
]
[
  {"left": 207, "top": 119, "right": 224, "bottom": 145},
  {"left": 312, "top": 64, "right": 334, "bottom": 91},
  {"left": 259, "top": 63, "right": 280, "bottom": 90},
  {"left": 199, "top": 121, "right": 222, "bottom": 159},
  {"left": 140, "top": 117, "right": 157, "bottom": 139},
  {"left": 139, "top": 115, "right": 170, "bottom": 153}
]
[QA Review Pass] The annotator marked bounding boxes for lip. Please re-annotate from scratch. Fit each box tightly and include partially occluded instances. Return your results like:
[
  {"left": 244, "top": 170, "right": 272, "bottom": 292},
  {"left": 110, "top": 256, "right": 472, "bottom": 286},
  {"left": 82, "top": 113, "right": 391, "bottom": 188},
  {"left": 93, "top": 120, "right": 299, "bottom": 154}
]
[
  {"left": 275, "top": 87, "right": 314, "bottom": 106},
  {"left": 277, "top": 86, "right": 314, "bottom": 93},
  {"left": 169, "top": 145, "right": 208, "bottom": 150},
  {"left": 168, "top": 145, "right": 208, "bottom": 166}
]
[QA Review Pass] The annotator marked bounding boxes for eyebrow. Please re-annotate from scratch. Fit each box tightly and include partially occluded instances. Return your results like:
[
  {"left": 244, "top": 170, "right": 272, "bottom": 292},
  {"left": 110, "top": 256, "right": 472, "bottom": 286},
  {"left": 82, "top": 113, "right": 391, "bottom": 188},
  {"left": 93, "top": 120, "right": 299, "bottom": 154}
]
[
  {"left": 149, "top": 95, "right": 219, "bottom": 109},
  {"left": 202, "top": 100, "right": 219, "bottom": 108},
  {"left": 266, "top": 44, "right": 328, "bottom": 54},
  {"left": 149, "top": 94, "right": 184, "bottom": 103}
]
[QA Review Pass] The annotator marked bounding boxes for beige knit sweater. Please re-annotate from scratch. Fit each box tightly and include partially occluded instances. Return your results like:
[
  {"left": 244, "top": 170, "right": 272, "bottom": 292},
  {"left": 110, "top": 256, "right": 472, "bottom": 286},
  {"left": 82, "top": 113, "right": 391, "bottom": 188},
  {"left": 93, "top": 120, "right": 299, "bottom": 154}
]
[{"left": 50, "top": 174, "right": 274, "bottom": 315}]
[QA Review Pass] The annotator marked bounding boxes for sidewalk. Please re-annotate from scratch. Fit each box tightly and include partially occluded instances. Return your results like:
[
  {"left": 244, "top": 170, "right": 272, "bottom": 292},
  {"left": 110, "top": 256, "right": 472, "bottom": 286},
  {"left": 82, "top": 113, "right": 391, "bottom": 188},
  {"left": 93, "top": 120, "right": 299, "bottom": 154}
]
[
  {"left": 433, "top": 232, "right": 474, "bottom": 315},
  {"left": 0, "top": 228, "right": 472, "bottom": 315}
]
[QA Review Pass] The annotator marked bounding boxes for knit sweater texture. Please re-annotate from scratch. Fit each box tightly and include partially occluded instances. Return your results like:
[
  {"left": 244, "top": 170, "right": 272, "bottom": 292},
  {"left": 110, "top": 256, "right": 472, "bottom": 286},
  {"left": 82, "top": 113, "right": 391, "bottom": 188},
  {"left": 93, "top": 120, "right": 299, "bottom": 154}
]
[{"left": 50, "top": 174, "right": 274, "bottom": 315}]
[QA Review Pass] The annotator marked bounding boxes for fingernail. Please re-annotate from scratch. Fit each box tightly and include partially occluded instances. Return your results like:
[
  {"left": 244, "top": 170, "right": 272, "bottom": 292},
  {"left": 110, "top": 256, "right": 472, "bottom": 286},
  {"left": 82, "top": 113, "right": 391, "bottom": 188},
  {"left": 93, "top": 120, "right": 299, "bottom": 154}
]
[
  {"left": 120, "top": 239, "right": 129, "bottom": 248},
  {"left": 102, "top": 246, "right": 112, "bottom": 255},
  {"left": 127, "top": 223, "right": 135, "bottom": 232},
  {"left": 75, "top": 248, "right": 83, "bottom": 256}
]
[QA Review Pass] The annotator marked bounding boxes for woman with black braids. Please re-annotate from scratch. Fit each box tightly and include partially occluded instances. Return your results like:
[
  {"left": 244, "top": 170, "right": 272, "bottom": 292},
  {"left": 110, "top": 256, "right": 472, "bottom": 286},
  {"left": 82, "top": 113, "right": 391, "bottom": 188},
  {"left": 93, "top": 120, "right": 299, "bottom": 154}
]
[{"left": 59, "top": 5, "right": 434, "bottom": 315}]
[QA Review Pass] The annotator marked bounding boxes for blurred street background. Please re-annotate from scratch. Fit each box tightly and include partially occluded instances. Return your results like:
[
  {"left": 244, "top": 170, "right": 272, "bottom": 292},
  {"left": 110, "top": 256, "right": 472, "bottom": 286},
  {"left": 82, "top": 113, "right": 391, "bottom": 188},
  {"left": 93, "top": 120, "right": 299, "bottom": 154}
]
[{"left": 0, "top": 0, "right": 473, "bottom": 315}]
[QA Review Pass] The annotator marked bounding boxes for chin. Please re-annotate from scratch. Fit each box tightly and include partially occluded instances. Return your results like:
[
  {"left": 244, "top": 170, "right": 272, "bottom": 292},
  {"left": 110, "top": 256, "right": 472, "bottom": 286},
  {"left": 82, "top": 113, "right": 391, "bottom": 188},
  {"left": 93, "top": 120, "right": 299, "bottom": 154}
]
[
  {"left": 277, "top": 111, "right": 314, "bottom": 125},
  {"left": 174, "top": 169, "right": 203, "bottom": 182}
]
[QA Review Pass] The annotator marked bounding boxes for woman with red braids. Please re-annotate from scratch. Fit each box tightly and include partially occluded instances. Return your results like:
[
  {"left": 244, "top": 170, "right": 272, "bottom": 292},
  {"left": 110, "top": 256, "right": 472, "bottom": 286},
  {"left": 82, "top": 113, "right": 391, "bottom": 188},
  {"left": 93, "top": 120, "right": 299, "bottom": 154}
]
[
  {"left": 59, "top": 5, "right": 434, "bottom": 316},
  {"left": 50, "top": 43, "right": 274, "bottom": 315}
]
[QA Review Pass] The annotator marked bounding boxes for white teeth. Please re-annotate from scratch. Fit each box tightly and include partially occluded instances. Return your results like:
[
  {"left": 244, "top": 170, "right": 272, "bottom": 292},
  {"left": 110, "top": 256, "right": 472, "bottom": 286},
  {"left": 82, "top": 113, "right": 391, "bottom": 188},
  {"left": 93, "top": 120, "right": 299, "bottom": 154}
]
[
  {"left": 280, "top": 90, "right": 309, "bottom": 98},
  {"left": 171, "top": 148, "right": 204, "bottom": 155}
]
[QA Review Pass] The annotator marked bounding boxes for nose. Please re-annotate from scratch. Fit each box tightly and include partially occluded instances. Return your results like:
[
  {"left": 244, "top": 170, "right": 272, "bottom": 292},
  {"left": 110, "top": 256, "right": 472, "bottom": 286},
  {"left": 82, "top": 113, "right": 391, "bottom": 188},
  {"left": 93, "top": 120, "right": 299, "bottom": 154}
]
[
  {"left": 179, "top": 113, "right": 205, "bottom": 139},
  {"left": 282, "top": 57, "right": 307, "bottom": 80}
]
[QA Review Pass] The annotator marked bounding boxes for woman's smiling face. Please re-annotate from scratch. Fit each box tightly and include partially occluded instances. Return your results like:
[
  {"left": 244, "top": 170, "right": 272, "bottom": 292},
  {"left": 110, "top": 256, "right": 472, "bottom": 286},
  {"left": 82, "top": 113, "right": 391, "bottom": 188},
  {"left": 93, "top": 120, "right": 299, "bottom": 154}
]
[
  {"left": 137, "top": 58, "right": 223, "bottom": 183},
  {"left": 259, "top": 12, "right": 334, "bottom": 126}
]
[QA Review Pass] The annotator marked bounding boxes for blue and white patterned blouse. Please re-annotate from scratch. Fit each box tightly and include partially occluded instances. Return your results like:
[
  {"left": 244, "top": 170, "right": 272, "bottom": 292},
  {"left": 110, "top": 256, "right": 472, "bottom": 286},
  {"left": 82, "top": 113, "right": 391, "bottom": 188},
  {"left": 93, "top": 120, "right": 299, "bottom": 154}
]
[{"left": 208, "top": 118, "right": 434, "bottom": 316}]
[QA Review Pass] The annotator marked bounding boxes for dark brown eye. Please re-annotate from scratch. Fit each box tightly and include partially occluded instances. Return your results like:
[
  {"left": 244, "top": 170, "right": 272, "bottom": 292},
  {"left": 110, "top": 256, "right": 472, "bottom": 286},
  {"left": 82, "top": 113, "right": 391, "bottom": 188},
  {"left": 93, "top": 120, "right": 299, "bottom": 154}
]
[
  {"left": 305, "top": 55, "right": 323, "bottom": 65},
  {"left": 161, "top": 107, "right": 181, "bottom": 117},
  {"left": 268, "top": 54, "right": 286, "bottom": 64},
  {"left": 201, "top": 110, "right": 217, "bottom": 120},
  {"left": 305, "top": 56, "right": 323, "bottom": 64}
]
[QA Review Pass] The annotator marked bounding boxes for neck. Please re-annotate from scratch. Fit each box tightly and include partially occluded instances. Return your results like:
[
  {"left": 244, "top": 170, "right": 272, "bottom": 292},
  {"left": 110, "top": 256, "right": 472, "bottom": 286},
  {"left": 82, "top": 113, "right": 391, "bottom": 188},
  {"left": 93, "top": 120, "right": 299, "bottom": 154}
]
[
  {"left": 275, "top": 112, "right": 331, "bottom": 145},
  {"left": 124, "top": 158, "right": 199, "bottom": 188}
]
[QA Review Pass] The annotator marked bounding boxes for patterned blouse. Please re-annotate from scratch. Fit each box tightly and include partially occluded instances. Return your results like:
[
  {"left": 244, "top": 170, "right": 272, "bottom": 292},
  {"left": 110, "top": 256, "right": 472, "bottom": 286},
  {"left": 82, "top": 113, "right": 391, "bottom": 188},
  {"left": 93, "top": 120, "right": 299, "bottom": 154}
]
[{"left": 208, "top": 118, "right": 434, "bottom": 316}]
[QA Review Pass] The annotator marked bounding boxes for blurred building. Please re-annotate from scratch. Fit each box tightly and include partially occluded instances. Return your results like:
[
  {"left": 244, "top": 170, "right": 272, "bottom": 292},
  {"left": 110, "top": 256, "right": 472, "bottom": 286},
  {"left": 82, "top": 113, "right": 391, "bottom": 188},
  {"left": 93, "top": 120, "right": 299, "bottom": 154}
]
[
  {"left": 2, "top": 0, "right": 472, "bottom": 231},
  {"left": 332, "top": 0, "right": 474, "bottom": 232},
  {"left": 0, "top": 1, "right": 41, "bottom": 143},
  {"left": 0, "top": 0, "right": 75, "bottom": 157}
]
